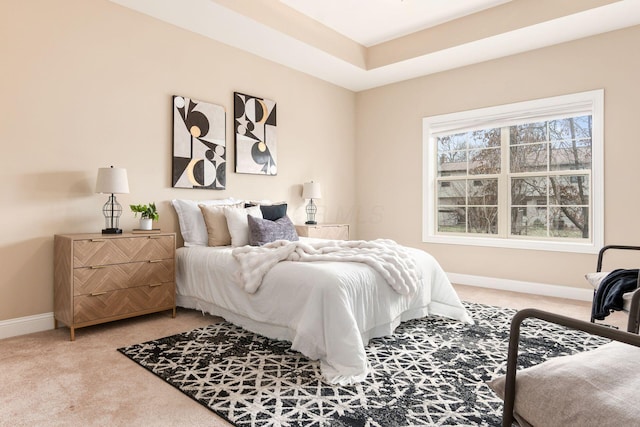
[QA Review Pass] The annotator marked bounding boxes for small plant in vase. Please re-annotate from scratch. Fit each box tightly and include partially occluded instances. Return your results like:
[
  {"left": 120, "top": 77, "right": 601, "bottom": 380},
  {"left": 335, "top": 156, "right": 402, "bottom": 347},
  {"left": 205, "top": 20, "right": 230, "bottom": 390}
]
[{"left": 130, "top": 202, "right": 159, "bottom": 231}]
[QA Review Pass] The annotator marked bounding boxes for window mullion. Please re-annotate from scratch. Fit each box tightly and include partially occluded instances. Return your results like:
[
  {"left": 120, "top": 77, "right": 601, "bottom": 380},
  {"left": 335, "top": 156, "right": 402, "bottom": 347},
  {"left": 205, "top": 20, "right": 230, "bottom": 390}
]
[{"left": 498, "top": 127, "right": 510, "bottom": 237}]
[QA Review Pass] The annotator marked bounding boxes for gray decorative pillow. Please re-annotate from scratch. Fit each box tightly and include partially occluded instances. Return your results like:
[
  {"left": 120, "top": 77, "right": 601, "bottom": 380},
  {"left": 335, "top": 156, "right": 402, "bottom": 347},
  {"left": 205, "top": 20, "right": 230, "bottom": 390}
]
[{"left": 248, "top": 215, "right": 299, "bottom": 246}]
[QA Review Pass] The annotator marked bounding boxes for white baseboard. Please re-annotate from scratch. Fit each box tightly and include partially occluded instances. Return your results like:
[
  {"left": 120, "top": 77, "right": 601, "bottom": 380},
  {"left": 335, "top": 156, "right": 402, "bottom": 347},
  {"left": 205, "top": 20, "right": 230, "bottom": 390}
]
[
  {"left": 447, "top": 273, "right": 594, "bottom": 302},
  {"left": 0, "top": 312, "right": 55, "bottom": 340}
]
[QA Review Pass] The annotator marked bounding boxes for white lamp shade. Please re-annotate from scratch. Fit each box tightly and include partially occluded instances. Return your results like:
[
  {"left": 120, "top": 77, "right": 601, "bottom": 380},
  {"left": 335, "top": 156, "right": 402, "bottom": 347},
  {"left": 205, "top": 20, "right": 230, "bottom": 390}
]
[
  {"left": 95, "top": 167, "right": 130, "bottom": 194},
  {"left": 302, "top": 181, "right": 322, "bottom": 199}
]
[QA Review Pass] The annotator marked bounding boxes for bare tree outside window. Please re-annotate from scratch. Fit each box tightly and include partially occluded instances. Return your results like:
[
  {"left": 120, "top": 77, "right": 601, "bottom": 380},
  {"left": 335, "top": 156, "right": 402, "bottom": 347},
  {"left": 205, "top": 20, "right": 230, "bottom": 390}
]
[
  {"left": 437, "top": 115, "right": 592, "bottom": 241},
  {"left": 509, "top": 115, "right": 591, "bottom": 239},
  {"left": 437, "top": 129, "right": 500, "bottom": 234}
]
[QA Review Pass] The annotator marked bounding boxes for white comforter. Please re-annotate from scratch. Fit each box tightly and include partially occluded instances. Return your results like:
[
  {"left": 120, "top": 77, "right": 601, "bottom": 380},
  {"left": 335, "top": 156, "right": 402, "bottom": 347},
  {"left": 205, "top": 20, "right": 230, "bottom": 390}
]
[{"left": 176, "top": 239, "right": 473, "bottom": 385}]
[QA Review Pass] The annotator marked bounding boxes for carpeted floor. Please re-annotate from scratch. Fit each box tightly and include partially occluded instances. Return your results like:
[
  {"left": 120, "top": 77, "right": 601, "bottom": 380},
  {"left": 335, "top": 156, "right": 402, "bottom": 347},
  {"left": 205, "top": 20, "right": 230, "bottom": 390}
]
[{"left": 118, "top": 302, "right": 609, "bottom": 427}]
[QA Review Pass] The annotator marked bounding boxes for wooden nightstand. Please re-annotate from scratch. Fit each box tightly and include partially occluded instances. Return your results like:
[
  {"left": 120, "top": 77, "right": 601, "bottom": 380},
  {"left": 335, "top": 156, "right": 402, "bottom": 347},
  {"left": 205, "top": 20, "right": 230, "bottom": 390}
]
[
  {"left": 53, "top": 232, "right": 176, "bottom": 340},
  {"left": 295, "top": 224, "right": 349, "bottom": 240}
]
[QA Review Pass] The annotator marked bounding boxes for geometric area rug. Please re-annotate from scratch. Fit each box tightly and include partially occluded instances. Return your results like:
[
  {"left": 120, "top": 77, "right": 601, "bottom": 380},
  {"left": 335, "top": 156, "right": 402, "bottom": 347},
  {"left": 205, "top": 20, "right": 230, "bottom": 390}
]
[{"left": 118, "top": 302, "right": 609, "bottom": 426}]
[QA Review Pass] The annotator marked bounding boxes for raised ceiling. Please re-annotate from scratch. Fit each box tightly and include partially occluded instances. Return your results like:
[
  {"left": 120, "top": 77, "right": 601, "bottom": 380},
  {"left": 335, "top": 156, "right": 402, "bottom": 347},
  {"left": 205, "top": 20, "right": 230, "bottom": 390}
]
[
  {"left": 278, "top": 0, "right": 513, "bottom": 46},
  {"left": 110, "top": 0, "right": 640, "bottom": 91}
]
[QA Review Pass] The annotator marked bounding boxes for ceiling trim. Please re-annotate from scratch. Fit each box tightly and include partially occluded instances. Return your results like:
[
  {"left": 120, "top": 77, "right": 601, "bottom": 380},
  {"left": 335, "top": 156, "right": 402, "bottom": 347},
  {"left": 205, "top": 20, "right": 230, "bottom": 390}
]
[{"left": 110, "top": 0, "right": 640, "bottom": 92}]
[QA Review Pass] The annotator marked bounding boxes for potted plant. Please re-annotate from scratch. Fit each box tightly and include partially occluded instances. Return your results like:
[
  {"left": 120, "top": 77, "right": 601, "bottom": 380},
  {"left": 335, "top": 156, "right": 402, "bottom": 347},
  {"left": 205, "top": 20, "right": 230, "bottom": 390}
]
[{"left": 130, "top": 202, "right": 159, "bottom": 230}]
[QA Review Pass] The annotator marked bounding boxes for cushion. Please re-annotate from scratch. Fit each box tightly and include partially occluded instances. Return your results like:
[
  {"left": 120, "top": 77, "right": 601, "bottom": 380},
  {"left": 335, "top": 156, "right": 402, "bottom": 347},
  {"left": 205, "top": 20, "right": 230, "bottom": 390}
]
[
  {"left": 488, "top": 341, "right": 640, "bottom": 427},
  {"left": 243, "top": 200, "right": 273, "bottom": 207},
  {"left": 224, "top": 205, "right": 263, "bottom": 247},
  {"left": 198, "top": 204, "right": 233, "bottom": 246},
  {"left": 171, "top": 198, "right": 240, "bottom": 246},
  {"left": 585, "top": 271, "right": 610, "bottom": 289},
  {"left": 248, "top": 215, "right": 299, "bottom": 246},
  {"left": 243, "top": 202, "right": 287, "bottom": 221},
  {"left": 260, "top": 203, "right": 288, "bottom": 221}
]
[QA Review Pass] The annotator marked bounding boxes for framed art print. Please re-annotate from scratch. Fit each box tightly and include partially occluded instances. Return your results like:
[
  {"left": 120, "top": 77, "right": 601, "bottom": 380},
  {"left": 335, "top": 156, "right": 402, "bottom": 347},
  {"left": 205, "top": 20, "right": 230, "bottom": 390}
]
[
  {"left": 172, "top": 95, "right": 226, "bottom": 189},
  {"left": 234, "top": 92, "right": 277, "bottom": 175}
]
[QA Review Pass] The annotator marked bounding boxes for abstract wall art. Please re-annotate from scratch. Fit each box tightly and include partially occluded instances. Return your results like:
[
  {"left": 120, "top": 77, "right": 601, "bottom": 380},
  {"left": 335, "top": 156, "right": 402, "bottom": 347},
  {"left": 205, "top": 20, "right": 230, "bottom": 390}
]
[
  {"left": 172, "top": 95, "right": 226, "bottom": 189},
  {"left": 234, "top": 92, "right": 277, "bottom": 175}
]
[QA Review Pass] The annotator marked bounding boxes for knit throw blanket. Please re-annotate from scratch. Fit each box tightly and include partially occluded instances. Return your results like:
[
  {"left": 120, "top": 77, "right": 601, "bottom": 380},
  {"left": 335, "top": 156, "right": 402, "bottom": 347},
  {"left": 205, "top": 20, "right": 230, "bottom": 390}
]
[{"left": 231, "top": 239, "right": 420, "bottom": 295}]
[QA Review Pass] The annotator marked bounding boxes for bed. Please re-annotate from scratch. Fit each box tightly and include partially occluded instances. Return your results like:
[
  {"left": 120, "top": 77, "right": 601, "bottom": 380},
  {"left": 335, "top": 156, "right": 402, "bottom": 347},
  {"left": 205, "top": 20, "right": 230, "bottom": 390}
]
[{"left": 172, "top": 198, "right": 473, "bottom": 384}]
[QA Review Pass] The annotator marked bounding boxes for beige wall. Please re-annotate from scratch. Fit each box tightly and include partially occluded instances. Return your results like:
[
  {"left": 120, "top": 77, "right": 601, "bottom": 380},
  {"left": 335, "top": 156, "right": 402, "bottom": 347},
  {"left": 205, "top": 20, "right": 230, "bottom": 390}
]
[
  {"left": 0, "top": 0, "right": 356, "bottom": 321},
  {"left": 3, "top": 0, "right": 639, "bottom": 323},
  {"left": 355, "top": 25, "right": 640, "bottom": 290}
]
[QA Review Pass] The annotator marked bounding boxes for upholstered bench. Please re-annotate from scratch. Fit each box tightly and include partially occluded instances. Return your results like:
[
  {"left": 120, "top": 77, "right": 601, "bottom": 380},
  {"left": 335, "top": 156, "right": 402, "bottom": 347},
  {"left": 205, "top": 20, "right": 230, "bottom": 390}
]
[{"left": 489, "top": 309, "right": 640, "bottom": 427}]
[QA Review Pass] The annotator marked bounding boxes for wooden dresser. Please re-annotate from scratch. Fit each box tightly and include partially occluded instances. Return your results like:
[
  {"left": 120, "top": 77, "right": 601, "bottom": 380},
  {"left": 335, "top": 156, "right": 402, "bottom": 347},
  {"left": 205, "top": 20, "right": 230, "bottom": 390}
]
[
  {"left": 54, "top": 232, "right": 176, "bottom": 340},
  {"left": 295, "top": 224, "right": 349, "bottom": 240}
]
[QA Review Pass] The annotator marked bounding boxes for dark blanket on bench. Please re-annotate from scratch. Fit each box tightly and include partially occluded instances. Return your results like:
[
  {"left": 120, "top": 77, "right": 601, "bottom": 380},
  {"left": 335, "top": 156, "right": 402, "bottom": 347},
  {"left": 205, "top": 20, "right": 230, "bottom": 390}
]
[{"left": 592, "top": 268, "right": 639, "bottom": 321}]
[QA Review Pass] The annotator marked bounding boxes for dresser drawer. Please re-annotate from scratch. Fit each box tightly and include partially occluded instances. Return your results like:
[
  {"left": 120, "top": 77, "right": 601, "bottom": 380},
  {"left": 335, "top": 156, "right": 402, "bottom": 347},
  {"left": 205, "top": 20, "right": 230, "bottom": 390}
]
[
  {"left": 73, "top": 235, "right": 174, "bottom": 267},
  {"left": 73, "top": 282, "right": 175, "bottom": 324},
  {"left": 73, "top": 259, "right": 174, "bottom": 296}
]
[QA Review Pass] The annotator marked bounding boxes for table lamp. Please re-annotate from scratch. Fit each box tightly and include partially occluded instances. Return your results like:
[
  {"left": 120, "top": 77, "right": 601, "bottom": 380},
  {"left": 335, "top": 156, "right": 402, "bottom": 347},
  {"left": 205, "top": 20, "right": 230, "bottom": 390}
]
[
  {"left": 302, "top": 181, "right": 322, "bottom": 225},
  {"left": 95, "top": 166, "right": 129, "bottom": 234}
]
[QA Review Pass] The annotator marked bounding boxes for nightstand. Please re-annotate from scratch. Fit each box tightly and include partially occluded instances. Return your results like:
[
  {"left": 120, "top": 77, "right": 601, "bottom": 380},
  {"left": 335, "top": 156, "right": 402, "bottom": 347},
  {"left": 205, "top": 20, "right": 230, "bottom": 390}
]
[
  {"left": 53, "top": 232, "right": 176, "bottom": 340},
  {"left": 295, "top": 224, "right": 349, "bottom": 240}
]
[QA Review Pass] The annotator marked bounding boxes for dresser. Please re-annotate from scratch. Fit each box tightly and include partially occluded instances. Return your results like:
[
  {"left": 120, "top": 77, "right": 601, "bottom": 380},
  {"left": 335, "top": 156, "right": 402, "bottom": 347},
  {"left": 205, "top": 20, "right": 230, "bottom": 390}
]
[
  {"left": 295, "top": 224, "right": 349, "bottom": 240},
  {"left": 54, "top": 232, "right": 176, "bottom": 340}
]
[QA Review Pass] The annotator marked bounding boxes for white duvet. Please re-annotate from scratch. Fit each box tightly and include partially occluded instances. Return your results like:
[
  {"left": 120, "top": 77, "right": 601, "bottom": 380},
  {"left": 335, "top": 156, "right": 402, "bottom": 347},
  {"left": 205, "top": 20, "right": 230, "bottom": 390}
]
[{"left": 176, "top": 239, "right": 473, "bottom": 385}]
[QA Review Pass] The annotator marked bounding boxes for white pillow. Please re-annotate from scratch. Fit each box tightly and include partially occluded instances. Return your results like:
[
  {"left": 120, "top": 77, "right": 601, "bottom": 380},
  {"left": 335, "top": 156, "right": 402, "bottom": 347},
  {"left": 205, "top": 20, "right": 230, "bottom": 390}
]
[
  {"left": 585, "top": 271, "right": 610, "bottom": 289},
  {"left": 172, "top": 198, "right": 240, "bottom": 246},
  {"left": 224, "top": 205, "right": 262, "bottom": 247}
]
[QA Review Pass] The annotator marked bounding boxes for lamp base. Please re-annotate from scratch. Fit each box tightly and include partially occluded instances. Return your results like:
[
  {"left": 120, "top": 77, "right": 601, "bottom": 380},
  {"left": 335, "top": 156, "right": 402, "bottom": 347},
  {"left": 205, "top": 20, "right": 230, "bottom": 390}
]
[
  {"left": 305, "top": 221, "right": 317, "bottom": 225},
  {"left": 102, "top": 228, "right": 123, "bottom": 234}
]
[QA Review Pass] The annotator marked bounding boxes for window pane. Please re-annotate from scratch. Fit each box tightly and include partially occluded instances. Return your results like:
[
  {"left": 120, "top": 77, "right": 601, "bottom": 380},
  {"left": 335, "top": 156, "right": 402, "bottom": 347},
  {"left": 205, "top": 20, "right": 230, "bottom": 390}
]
[
  {"left": 510, "top": 122, "right": 547, "bottom": 144},
  {"left": 510, "top": 143, "right": 548, "bottom": 173},
  {"left": 468, "top": 207, "right": 498, "bottom": 234},
  {"left": 469, "top": 148, "right": 501, "bottom": 175},
  {"left": 511, "top": 207, "right": 547, "bottom": 236},
  {"left": 468, "top": 179, "right": 498, "bottom": 205},
  {"left": 438, "top": 180, "right": 465, "bottom": 206},
  {"left": 550, "top": 141, "right": 591, "bottom": 171},
  {"left": 438, "top": 150, "right": 466, "bottom": 177},
  {"left": 438, "top": 207, "right": 465, "bottom": 233},
  {"left": 511, "top": 177, "right": 547, "bottom": 206},
  {"left": 549, "top": 207, "right": 588, "bottom": 239},
  {"left": 468, "top": 128, "right": 501, "bottom": 149},
  {"left": 548, "top": 116, "right": 592, "bottom": 141},
  {"left": 549, "top": 175, "right": 589, "bottom": 205},
  {"left": 437, "top": 135, "right": 466, "bottom": 152}
]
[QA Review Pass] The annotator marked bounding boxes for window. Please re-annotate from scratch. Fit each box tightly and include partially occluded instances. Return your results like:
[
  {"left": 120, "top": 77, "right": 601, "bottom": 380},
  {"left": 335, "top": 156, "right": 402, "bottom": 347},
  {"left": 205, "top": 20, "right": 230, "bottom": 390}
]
[{"left": 423, "top": 90, "right": 603, "bottom": 253}]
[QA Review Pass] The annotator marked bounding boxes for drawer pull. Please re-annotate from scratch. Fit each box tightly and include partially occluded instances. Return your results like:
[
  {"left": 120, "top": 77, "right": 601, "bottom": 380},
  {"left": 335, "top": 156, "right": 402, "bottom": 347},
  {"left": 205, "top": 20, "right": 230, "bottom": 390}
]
[
  {"left": 90, "top": 239, "right": 106, "bottom": 243},
  {"left": 148, "top": 236, "right": 162, "bottom": 239},
  {"left": 149, "top": 283, "right": 163, "bottom": 288},
  {"left": 148, "top": 259, "right": 162, "bottom": 263},
  {"left": 90, "top": 265, "right": 106, "bottom": 269},
  {"left": 90, "top": 291, "right": 107, "bottom": 296}
]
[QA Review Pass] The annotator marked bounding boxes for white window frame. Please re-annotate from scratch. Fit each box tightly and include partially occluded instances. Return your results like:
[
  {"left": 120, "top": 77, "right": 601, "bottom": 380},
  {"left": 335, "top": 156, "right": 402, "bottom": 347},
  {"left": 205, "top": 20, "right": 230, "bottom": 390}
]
[{"left": 422, "top": 90, "right": 604, "bottom": 254}]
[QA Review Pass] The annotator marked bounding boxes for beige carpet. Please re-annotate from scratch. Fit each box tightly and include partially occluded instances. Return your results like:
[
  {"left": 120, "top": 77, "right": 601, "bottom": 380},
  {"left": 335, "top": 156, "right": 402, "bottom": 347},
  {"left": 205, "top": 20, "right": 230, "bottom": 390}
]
[{"left": 0, "top": 285, "right": 627, "bottom": 426}]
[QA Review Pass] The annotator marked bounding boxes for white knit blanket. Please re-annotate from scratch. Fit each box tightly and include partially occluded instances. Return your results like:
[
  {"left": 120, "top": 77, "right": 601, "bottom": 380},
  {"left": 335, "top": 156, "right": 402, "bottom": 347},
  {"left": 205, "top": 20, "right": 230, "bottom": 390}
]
[{"left": 231, "top": 239, "right": 420, "bottom": 295}]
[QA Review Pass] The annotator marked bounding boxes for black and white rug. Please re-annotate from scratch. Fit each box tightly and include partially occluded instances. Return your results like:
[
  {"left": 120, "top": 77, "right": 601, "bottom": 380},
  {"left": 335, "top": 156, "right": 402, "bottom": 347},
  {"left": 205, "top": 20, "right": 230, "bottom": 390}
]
[{"left": 118, "top": 303, "right": 608, "bottom": 426}]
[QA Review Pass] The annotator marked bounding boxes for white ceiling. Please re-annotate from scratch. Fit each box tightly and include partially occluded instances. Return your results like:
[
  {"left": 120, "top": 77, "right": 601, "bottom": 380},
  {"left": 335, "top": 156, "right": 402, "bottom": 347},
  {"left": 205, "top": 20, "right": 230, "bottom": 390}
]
[
  {"left": 110, "top": 0, "right": 640, "bottom": 91},
  {"left": 279, "top": 0, "right": 513, "bottom": 46}
]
